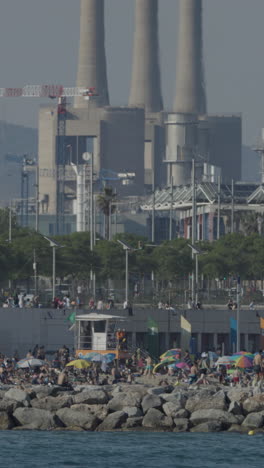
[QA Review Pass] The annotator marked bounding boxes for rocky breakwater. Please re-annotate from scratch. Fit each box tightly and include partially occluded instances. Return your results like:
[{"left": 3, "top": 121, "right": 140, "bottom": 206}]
[{"left": 1, "top": 384, "right": 264, "bottom": 432}]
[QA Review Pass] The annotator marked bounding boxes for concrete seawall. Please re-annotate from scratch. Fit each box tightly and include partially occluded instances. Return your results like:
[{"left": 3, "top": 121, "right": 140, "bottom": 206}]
[{"left": 0, "top": 307, "right": 260, "bottom": 357}]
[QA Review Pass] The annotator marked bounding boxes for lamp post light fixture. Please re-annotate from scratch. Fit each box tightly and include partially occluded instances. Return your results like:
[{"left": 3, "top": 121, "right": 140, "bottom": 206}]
[
  {"left": 43, "top": 236, "right": 63, "bottom": 300},
  {"left": 188, "top": 243, "right": 202, "bottom": 306},
  {"left": 117, "top": 239, "right": 134, "bottom": 303}
]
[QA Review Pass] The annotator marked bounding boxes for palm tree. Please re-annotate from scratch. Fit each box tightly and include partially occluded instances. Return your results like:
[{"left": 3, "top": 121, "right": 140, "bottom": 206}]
[{"left": 97, "top": 186, "right": 117, "bottom": 240}]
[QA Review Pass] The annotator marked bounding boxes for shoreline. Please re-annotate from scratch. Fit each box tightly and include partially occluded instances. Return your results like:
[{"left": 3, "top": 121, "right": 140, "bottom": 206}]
[{"left": 0, "top": 379, "right": 264, "bottom": 433}]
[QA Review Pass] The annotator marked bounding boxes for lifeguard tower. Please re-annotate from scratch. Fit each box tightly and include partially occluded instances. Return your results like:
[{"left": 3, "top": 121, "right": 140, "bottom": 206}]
[{"left": 74, "top": 313, "right": 130, "bottom": 359}]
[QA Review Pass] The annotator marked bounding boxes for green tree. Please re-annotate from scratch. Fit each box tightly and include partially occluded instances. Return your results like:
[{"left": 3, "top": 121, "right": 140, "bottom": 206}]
[{"left": 97, "top": 186, "right": 117, "bottom": 240}]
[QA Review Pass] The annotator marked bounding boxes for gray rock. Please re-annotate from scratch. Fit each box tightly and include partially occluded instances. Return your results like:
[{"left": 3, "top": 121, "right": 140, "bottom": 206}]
[
  {"left": 13, "top": 408, "right": 58, "bottom": 430},
  {"left": 227, "top": 388, "right": 253, "bottom": 403},
  {"left": 123, "top": 417, "right": 143, "bottom": 429},
  {"left": 242, "top": 412, "right": 264, "bottom": 429},
  {"left": 0, "top": 399, "right": 22, "bottom": 413},
  {"left": 56, "top": 407, "right": 99, "bottom": 430},
  {"left": 173, "top": 418, "right": 190, "bottom": 432},
  {"left": 141, "top": 394, "right": 162, "bottom": 414},
  {"left": 71, "top": 404, "right": 109, "bottom": 421},
  {"left": 190, "top": 422, "right": 224, "bottom": 433},
  {"left": 228, "top": 401, "right": 242, "bottom": 416},
  {"left": 174, "top": 409, "right": 190, "bottom": 419},
  {"left": 142, "top": 408, "right": 173, "bottom": 429},
  {"left": 31, "top": 395, "right": 73, "bottom": 411},
  {"left": 147, "top": 387, "right": 169, "bottom": 396},
  {"left": 108, "top": 393, "right": 141, "bottom": 412},
  {"left": 162, "top": 401, "right": 183, "bottom": 418},
  {"left": 0, "top": 411, "right": 14, "bottom": 429},
  {"left": 190, "top": 409, "right": 239, "bottom": 427},
  {"left": 73, "top": 389, "right": 108, "bottom": 406},
  {"left": 243, "top": 395, "right": 264, "bottom": 414},
  {"left": 228, "top": 424, "right": 249, "bottom": 433},
  {"left": 186, "top": 390, "right": 227, "bottom": 413},
  {"left": 97, "top": 411, "right": 127, "bottom": 431},
  {"left": 166, "top": 391, "right": 187, "bottom": 407},
  {"left": 33, "top": 386, "right": 54, "bottom": 398},
  {"left": 123, "top": 406, "right": 143, "bottom": 418},
  {"left": 5, "top": 389, "right": 30, "bottom": 404}
]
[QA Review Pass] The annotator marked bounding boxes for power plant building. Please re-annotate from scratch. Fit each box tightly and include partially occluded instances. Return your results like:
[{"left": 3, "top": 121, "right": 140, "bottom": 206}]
[{"left": 37, "top": 0, "right": 243, "bottom": 236}]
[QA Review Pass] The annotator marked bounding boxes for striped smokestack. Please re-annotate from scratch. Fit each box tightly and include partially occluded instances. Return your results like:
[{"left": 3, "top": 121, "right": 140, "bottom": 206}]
[
  {"left": 75, "top": 0, "right": 109, "bottom": 108},
  {"left": 174, "top": 0, "right": 206, "bottom": 115},
  {"left": 129, "top": 0, "right": 163, "bottom": 113}
]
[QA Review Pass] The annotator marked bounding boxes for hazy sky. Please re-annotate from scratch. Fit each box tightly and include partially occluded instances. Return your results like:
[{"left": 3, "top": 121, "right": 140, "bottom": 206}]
[{"left": 0, "top": 0, "right": 263, "bottom": 145}]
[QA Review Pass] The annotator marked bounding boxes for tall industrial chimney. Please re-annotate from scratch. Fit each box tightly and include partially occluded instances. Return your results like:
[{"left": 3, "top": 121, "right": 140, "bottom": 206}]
[
  {"left": 129, "top": 0, "right": 163, "bottom": 113},
  {"left": 165, "top": 0, "right": 206, "bottom": 186},
  {"left": 174, "top": 0, "right": 206, "bottom": 114},
  {"left": 75, "top": 0, "right": 109, "bottom": 108}
]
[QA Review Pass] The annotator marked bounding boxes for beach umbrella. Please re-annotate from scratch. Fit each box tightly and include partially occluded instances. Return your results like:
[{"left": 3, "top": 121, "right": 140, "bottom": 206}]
[
  {"left": 17, "top": 358, "right": 46, "bottom": 368},
  {"left": 232, "top": 352, "right": 254, "bottom": 359},
  {"left": 215, "top": 356, "right": 233, "bottom": 366},
  {"left": 105, "top": 353, "right": 116, "bottom": 363},
  {"left": 153, "top": 358, "right": 180, "bottom": 373},
  {"left": 82, "top": 352, "right": 101, "bottom": 361},
  {"left": 234, "top": 355, "right": 253, "bottom": 369},
  {"left": 91, "top": 354, "right": 108, "bottom": 362},
  {"left": 160, "top": 349, "right": 181, "bottom": 360},
  {"left": 175, "top": 361, "right": 189, "bottom": 369},
  {"left": 66, "top": 359, "right": 91, "bottom": 369}
]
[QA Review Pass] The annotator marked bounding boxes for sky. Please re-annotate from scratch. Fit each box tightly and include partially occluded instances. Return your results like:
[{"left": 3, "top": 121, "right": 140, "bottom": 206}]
[{"left": 0, "top": 0, "right": 263, "bottom": 145}]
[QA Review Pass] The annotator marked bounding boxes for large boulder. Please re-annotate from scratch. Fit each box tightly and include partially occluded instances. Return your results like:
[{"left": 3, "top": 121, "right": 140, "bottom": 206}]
[
  {"left": 186, "top": 390, "right": 227, "bottom": 413},
  {"left": 0, "top": 411, "right": 14, "bottom": 430},
  {"left": 4, "top": 389, "right": 30, "bottom": 405},
  {"left": 243, "top": 395, "right": 264, "bottom": 414},
  {"left": 228, "top": 424, "right": 249, "bottom": 433},
  {"left": 227, "top": 388, "right": 253, "bottom": 403},
  {"left": 97, "top": 411, "right": 127, "bottom": 431},
  {"left": 190, "top": 409, "right": 239, "bottom": 428},
  {"left": 162, "top": 401, "right": 184, "bottom": 418},
  {"left": 147, "top": 387, "right": 170, "bottom": 396},
  {"left": 165, "top": 391, "right": 188, "bottom": 407},
  {"left": 31, "top": 395, "right": 73, "bottom": 411},
  {"left": 123, "top": 407, "right": 143, "bottom": 418},
  {"left": 174, "top": 409, "right": 190, "bottom": 419},
  {"left": 0, "top": 399, "right": 22, "bottom": 413},
  {"left": 108, "top": 393, "right": 141, "bottom": 412},
  {"left": 142, "top": 408, "right": 173, "bottom": 429},
  {"left": 190, "top": 422, "right": 224, "bottom": 433},
  {"left": 73, "top": 389, "right": 108, "bottom": 406},
  {"left": 141, "top": 395, "right": 163, "bottom": 414},
  {"left": 228, "top": 401, "right": 243, "bottom": 416},
  {"left": 123, "top": 417, "right": 143, "bottom": 429},
  {"left": 242, "top": 412, "right": 264, "bottom": 429},
  {"left": 71, "top": 404, "right": 108, "bottom": 421},
  {"left": 173, "top": 418, "right": 190, "bottom": 432},
  {"left": 56, "top": 407, "right": 99, "bottom": 430},
  {"left": 13, "top": 408, "right": 58, "bottom": 430}
]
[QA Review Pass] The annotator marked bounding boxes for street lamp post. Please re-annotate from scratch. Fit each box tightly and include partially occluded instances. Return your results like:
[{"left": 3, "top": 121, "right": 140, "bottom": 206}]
[
  {"left": 188, "top": 243, "right": 202, "bottom": 306},
  {"left": 236, "top": 276, "right": 241, "bottom": 352},
  {"left": 117, "top": 240, "right": 133, "bottom": 303},
  {"left": 43, "top": 236, "right": 62, "bottom": 301}
]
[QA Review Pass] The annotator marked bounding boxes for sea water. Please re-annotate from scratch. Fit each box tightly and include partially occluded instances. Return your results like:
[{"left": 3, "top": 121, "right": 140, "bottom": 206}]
[{"left": 0, "top": 431, "right": 263, "bottom": 467}]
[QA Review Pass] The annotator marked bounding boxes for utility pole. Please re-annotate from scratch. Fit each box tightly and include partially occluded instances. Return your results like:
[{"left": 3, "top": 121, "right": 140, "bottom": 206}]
[
  {"left": 169, "top": 176, "right": 174, "bottom": 241},
  {"left": 236, "top": 276, "right": 241, "bottom": 352},
  {"left": 231, "top": 179, "right": 234, "bottom": 234},
  {"left": 35, "top": 165, "right": 39, "bottom": 232},
  {"left": 33, "top": 249, "right": 38, "bottom": 296},
  {"left": 217, "top": 175, "right": 221, "bottom": 240},
  {"left": 8, "top": 201, "right": 12, "bottom": 243},
  {"left": 191, "top": 159, "right": 196, "bottom": 302}
]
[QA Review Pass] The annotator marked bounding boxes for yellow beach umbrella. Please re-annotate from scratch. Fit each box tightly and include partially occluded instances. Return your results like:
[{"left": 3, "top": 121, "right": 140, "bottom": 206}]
[{"left": 66, "top": 359, "right": 91, "bottom": 369}]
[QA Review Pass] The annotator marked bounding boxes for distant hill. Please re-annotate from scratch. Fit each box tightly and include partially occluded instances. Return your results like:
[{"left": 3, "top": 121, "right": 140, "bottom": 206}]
[{"left": 0, "top": 121, "right": 37, "bottom": 205}]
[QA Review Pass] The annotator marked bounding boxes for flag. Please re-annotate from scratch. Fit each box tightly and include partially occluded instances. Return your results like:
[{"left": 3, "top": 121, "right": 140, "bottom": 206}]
[
  {"left": 66, "top": 311, "right": 76, "bottom": 325},
  {"left": 147, "top": 317, "right": 158, "bottom": 336},
  {"left": 180, "top": 315, "right": 192, "bottom": 352},
  {"left": 230, "top": 317, "right": 237, "bottom": 353},
  {"left": 260, "top": 317, "right": 264, "bottom": 330}
]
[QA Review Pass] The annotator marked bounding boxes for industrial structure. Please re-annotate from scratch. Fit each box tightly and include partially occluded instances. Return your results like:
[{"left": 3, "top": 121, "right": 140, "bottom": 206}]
[{"left": 2, "top": 0, "right": 245, "bottom": 237}]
